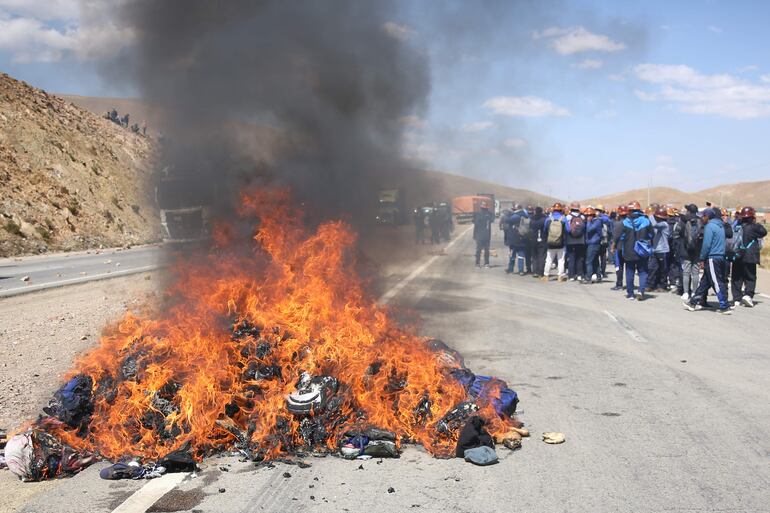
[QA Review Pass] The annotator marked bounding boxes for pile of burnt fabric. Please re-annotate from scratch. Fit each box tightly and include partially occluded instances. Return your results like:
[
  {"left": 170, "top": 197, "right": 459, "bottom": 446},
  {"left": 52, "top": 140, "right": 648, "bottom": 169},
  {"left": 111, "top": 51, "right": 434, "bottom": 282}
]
[
  {"left": 100, "top": 442, "right": 197, "bottom": 481},
  {"left": 4, "top": 429, "right": 95, "bottom": 481},
  {"left": 339, "top": 427, "right": 400, "bottom": 459},
  {"left": 429, "top": 340, "right": 525, "bottom": 464}
]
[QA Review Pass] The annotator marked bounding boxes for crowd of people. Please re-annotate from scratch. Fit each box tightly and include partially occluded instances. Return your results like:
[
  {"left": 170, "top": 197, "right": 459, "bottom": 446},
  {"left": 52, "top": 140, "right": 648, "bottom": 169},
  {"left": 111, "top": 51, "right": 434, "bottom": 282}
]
[
  {"left": 414, "top": 202, "right": 454, "bottom": 244},
  {"left": 104, "top": 108, "right": 148, "bottom": 136},
  {"left": 470, "top": 200, "right": 767, "bottom": 315}
]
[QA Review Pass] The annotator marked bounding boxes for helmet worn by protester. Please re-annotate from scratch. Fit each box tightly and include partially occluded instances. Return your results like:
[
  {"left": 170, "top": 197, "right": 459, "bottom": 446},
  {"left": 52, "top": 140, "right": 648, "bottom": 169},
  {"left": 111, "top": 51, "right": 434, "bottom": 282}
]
[
  {"left": 628, "top": 201, "right": 642, "bottom": 211},
  {"left": 667, "top": 207, "right": 677, "bottom": 217},
  {"left": 655, "top": 206, "right": 668, "bottom": 218},
  {"left": 552, "top": 202, "right": 564, "bottom": 212},
  {"left": 618, "top": 205, "right": 629, "bottom": 216},
  {"left": 595, "top": 204, "right": 606, "bottom": 212},
  {"left": 584, "top": 207, "right": 596, "bottom": 216},
  {"left": 569, "top": 201, "right": 580, "bottom": 211},
  {"left": 740, "top": 206, "right": 756, "bottom": 219}
]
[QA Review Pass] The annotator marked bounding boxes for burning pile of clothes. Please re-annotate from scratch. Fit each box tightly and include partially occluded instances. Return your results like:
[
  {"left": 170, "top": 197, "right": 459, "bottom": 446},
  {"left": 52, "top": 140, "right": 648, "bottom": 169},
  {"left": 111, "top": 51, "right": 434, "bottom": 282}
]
[{"left": 5, "top": 190, "right": 526, "bottom": 481}]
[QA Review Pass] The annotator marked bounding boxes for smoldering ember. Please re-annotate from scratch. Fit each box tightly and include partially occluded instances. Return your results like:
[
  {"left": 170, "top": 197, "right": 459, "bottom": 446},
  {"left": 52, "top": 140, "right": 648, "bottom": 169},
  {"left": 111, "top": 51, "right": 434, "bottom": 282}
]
[{"left": 4, "top": 191, "right": 525, "bottom": 481}]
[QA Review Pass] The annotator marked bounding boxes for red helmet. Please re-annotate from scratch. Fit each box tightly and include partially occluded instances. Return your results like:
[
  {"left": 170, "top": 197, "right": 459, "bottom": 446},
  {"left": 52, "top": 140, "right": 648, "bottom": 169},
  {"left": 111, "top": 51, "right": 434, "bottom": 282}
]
[
  {"left": 655, "top": 206, "right": 668, "bottom": 218},
  {"left": 739, "top": 206, "right": 756, "bottom": 219},
  {"left": 552, "top": 202, "right": 564, "bottom": 212},
  {"left": 618, "top": 205, "right": 629, "bottom": 216},
  {"left": 628, "top": 201, "right": 642, "bottom": 211},
  {"left": 584, "top": 207, "right": 596, "bottom": 216}
]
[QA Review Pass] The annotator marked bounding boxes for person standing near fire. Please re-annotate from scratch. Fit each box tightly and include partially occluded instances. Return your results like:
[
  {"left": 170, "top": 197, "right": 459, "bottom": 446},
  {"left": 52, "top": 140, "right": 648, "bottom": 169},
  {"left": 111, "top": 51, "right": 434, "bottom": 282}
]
[{"left": 473, "top": 201, "right": 494, "bottom": 268}]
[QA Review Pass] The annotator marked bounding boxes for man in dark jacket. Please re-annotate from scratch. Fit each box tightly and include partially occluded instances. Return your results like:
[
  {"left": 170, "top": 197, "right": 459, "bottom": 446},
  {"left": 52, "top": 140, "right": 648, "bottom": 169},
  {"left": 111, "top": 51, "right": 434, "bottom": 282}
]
[
  {"left": 679, "top": 204, "right": 702, "bottom": 301},
  {"left": 620, "top": 201, "right": 653, "bottom": 300},
  {"left": 473, "top": 202, "right": 494, "bottom": 268},
  {"left": 584, "top": 207, "right": 603, "bottom": 283},
  {"left": 564, "top": 202, "right": 587, "bottom": 281},
  {"left": 730, "top": 206, "right": 767, "bottom": 307},
  {"left": 667, "top": 207, "right": 683, "bottom": 293},
  {"left": 685, "top": 208, "right": 730, "bottom": 314},
  {"left": 596, "top": 205, "right": 611, "bottom": 279},
  {"left": 611, "top": 205, "right": 628, "bottom": 290},
  {"left": 530, "top": 207, "right": 548, "bottom": 278}
]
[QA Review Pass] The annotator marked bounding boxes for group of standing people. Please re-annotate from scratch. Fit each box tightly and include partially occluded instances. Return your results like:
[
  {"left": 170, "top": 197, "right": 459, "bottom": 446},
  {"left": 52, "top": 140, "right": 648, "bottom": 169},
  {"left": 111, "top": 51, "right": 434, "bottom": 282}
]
[
  {"left": 471, "top": 200, "right": 766, "bottom": 315},
  {"left": 414, "top": 203, "right": 453, "bottom": 245},
  {"left": 105, "top": 108, "right": 148, "bottom": 136}
]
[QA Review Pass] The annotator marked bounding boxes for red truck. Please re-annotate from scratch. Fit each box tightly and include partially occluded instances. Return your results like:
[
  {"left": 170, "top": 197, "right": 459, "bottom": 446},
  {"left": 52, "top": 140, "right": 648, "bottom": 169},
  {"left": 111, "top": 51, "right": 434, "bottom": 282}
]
[{"left": 452, "top": 195, "right": 491, "bottom": 224}]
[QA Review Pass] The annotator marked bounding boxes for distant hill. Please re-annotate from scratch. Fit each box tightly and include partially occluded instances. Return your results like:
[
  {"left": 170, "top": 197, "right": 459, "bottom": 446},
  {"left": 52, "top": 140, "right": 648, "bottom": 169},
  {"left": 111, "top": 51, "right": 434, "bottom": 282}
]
[
  {"left": 583, "top": 180, "right": 770, "bottom": 211},
  {"left": 0, "top": 73, "right": 160, "bottom": 257},
  {"left": 418, "top": 169, "right": 557, "bottom": 208}
]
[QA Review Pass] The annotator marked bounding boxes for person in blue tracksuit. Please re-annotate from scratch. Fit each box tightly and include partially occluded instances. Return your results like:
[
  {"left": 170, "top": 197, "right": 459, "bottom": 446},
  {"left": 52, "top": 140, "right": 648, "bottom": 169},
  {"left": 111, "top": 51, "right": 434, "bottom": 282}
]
[
  {"left": 620, "top": 202, "right": 653, "bottom": 300},
  {"left": 584, "top": 207, "right": 603, "bottom": 283},
  {"left": 684, "top": 208, "right": 731, "bottom": 314}
]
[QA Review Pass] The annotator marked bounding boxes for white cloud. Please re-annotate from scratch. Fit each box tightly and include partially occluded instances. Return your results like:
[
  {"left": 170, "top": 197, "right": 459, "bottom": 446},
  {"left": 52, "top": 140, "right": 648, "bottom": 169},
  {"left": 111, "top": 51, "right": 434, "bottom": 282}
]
[
  {"left": 483, "top": 96, "right": 570, "bottom": 117},
  {"left": 634, "top": 63, "right": 770, "bottom": 119},
  {"left": 533, "top": 26, "right": 625, "bottom": 55},
  {"left": 503, "top": 138, "right": 527, "bottom": 148},
  {"left": 760, "top": 74, "right": 770, "bottom": 83},
  {"left": 0, "top": 0, "right": 78, "bottom": 21},
  {"left": 0, "top": 1, "right": 133, "bottom": 62},
  {"left": 572, "top": 58, "right": 603, "bottom": 70},
  {"left": 739, "top": 65, "right": 759, "bottom": 73},
  {"left": 462, "top": 121, "right": 494, "bottom": 132},
  {"left": 707, "top": 25, "right": 723, "bottom": 34},
  {"left": 383, "top": 21, "right": 414, "bottom": 41}
]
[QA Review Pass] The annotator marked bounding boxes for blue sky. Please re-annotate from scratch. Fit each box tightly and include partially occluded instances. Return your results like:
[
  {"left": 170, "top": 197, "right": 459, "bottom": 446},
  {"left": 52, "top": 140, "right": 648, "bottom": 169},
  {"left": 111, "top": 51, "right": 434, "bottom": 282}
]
[{"left": 2, "top": 0, "right": 770, "bottom": 199}]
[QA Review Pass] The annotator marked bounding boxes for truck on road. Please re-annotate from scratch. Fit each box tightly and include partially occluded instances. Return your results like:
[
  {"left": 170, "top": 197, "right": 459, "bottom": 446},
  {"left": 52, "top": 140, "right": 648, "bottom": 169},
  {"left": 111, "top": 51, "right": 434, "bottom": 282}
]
[
  {"left": 452, "top": 195, "right": 491, "bottom": 224},
  {"left": 376, "top": 188, "right": 407, "bottom": 225}
]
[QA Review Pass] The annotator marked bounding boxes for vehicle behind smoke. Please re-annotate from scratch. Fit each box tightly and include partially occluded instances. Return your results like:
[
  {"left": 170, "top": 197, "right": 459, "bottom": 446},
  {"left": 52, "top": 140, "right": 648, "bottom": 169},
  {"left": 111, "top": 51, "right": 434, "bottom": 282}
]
[
  {"left": 156, "top": 170, "right": 213, "bottom": 243},
  {"left": 452, "top": 195, "right": 490, "bottom": 224},
  {"left": 376, "top": 188, "right": 407, "bottom": 225}
]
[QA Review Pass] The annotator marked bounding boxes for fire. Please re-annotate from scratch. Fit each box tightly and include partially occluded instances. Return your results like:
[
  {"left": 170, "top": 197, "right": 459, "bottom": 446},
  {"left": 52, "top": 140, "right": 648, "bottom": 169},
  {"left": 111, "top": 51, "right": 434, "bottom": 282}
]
[{"left": 45, "top": 189, "right": 516, "bottom": 461}]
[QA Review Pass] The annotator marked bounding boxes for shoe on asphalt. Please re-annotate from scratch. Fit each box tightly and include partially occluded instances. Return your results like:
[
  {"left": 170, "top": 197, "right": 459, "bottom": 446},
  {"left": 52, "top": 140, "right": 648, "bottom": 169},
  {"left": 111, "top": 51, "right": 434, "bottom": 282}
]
[
  {"left": 681, "top": 292, "right": 689, "bottom": 301},
  {"left": 635, "top": 291, "right": 644, "bottom": 301},
  {"left": 626, "top": 295, "right": 635, "bottom": 300},
  {"left": 731, "top": 301, "right": 739, "bottom": 310},
  {"left": 518, "top": 271, "right": 525, "bottom": 276},
  {"left": 741, "top": 295, "right": 754, "bottom": 308},
  {"left": 611, "top": 285, "right": 623, "bottom": 291},
  {"left": 484, "top": 264, "right": 490, "bottom": 269},
  {"left": 541, "top": 276, "right": 549, "bottom": 283},
  {"left": 717, "top": 308, "right": 732, "bottom": 315},
  {"left": 476, "top": 264, "right": 481, "bottom": 268},
  {"left": 683, "top": 302, "right": 702, "bottom": 312},
  {"left": 569, "top": 277, "right": 577, "bottom": 282},
  {"left": 505, "top": 269, "right": 512, "bottom": 274},
  {"left": 558, "top": 276, "right": 567, "bottom": 282}
]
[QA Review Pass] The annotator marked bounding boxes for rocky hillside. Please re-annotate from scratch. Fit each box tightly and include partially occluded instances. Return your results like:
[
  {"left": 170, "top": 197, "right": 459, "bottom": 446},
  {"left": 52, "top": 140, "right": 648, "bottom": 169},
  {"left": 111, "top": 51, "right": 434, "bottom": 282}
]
[{"left": 0, "top": 73, "right": 160, "bottom": 256}]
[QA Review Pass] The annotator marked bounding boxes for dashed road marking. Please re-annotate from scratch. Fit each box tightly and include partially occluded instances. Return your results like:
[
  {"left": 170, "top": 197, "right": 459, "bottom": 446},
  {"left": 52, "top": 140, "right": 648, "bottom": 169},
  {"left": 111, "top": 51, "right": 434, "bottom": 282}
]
[
  {"left": 111, "top": 472, "right": 189, "bottom": 513},
  {"left": 604, "top": 309, "right": 648, "bottom": 343},
  {"left": 378, "top": 226, "right": 471, "bottom": 304}
]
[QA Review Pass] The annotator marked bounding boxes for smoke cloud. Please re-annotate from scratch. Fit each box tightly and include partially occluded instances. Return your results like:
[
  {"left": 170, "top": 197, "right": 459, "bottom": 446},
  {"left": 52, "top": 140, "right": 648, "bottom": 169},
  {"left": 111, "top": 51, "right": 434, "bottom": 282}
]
[{"left": 103, "top": 0, "right": 431, "bottom": 222}]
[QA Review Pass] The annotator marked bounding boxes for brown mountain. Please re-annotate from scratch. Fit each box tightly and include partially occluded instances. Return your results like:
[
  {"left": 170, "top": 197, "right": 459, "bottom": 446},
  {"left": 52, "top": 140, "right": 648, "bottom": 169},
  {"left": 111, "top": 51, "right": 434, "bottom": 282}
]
[
  {"left": 583, "top": 180, "right": 770, "bottom": 211},
  {"left": 0, "top": 73, "right": 160, "bottom": 257}
]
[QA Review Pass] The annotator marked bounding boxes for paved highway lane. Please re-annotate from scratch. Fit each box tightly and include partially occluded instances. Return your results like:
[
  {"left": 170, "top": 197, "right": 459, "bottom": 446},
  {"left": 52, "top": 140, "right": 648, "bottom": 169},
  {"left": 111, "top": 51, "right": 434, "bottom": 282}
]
[
  {"left": 0, "top": 246, "right": 164, "bottom": 298},
  {"left": 10, "top": 229, "right": 770, "bottom": 513}
]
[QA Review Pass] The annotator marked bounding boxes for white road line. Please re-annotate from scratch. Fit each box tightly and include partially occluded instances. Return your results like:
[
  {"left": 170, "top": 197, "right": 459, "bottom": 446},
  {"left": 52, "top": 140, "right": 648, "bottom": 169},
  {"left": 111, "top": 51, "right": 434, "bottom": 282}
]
[
  {"left": 0, "top": 265, "right": 159, "bottom": 298},
  {"left": 111, "top": 472, "right": 189, "bottom": 513},
  {"left": 378, "top": 226, "right": 472, "bottom": 305},
  {"left": 604, "top": 309, "right": 647, "bottom": 343}
]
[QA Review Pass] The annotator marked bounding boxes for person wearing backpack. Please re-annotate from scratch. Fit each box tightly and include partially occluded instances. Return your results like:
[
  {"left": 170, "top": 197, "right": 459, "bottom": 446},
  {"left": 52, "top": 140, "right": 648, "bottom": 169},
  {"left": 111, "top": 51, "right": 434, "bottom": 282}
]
[
  {"left": 680, "top": 204, "right": 703, "bottom": 301},
  {"left": 564, "top": 202, "right": 587, "bottom": 282},
  {"left": 620, "top": 201, "right": 653, "bottom": 300},
  {"left": 666, "top": 207, "right": 682, "bottom": 293},
  {"left": 543, "top": 203, "right": 568, "bottom": 282},
  {"left": 530, "top": 206, "right": 548, "bottom": 278},
  {"left": 684, "top": 207, "right": 731, "bottom": 314},
  {"left": 647, "top": 207, "right": 671, "bottom": 292},
  {"left": 730, "top": 206, "right": 768, "bottom": 308},
  {"left": 504, "top": 205, "right": 530, "bottom": 275},
  {"left": 583, "top": 207, "right": 603, "bottom": 283},
  {"left": 610, "top": 205, "right": 629, "bottom": 291}
]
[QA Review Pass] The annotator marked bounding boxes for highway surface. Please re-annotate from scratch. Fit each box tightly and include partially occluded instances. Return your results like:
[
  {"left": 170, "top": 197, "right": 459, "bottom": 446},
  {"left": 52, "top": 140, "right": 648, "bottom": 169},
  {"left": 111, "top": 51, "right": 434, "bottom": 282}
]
[
  {"left": 7, "top": 229, "right": 770, "bottom": 513},
  {"left": 0, "top": 246, "right": 163, "bottom": 298}
]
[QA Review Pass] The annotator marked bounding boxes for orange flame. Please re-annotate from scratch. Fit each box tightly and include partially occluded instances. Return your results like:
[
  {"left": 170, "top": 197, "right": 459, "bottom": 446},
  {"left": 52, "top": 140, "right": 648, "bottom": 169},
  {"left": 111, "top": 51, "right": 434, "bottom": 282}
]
[{"left": 47, "top": 189, "right": 515, "bottom": 461}]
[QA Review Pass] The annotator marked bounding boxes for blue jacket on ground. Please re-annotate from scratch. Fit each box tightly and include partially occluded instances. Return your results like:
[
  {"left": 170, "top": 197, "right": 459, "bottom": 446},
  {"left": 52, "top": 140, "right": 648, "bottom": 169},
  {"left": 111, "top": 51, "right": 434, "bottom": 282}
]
[
  {"left": 652, "top": 219, "right": 670, "bottom": 254},
  {"left": 700, "top": 217, "right": 726, "bottom": 260},
  {"left": 585, "top": 218, "right": 603, "bottom": 245}
]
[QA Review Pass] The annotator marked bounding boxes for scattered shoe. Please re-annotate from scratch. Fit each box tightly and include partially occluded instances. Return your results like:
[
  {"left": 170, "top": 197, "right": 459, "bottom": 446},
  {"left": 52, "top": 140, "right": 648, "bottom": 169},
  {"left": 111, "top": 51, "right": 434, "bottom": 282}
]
[{"left": 741, "top": 295, "right": 754, "bottom": 308}]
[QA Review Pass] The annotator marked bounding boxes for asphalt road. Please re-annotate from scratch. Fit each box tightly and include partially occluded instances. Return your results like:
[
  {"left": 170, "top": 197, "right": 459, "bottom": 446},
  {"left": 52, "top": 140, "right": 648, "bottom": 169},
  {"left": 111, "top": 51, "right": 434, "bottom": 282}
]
[
  {"left": 0, "top": 246, "right": 163, "bottom": 297},
  {"left": 10, "top": 229, "right": 770, "bottom": 512}
]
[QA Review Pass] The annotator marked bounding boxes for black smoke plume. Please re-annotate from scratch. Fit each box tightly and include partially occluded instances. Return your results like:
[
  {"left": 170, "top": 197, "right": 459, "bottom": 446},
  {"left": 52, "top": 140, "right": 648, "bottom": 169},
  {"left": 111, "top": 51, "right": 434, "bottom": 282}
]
[{"left": 107, "top": 0, "right": 431, "bottom": 223}]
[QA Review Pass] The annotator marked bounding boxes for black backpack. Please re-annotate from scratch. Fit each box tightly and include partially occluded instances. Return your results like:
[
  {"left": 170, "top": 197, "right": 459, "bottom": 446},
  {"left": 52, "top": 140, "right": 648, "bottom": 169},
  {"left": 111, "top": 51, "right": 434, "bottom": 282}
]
[{"left": 684, "top": 219, "right": 702, "bottom": 252}]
